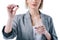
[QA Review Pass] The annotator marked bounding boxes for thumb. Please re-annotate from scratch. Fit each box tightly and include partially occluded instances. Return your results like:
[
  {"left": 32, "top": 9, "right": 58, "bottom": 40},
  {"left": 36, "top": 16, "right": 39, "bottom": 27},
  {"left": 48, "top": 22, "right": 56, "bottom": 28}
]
[
  {"left": 13, "top": 6, "right": 19, "bottom": 12},
  {"left": 13, "top": 6, "right": 19, "bottom": 15}
]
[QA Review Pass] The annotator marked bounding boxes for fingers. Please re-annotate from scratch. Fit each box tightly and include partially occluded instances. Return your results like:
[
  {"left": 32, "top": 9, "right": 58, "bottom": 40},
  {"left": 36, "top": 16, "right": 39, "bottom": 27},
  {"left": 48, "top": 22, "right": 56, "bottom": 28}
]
[
  {"left": 35, "top": 25, "right": 45, "bottom": 29},
  {"left": 7, "top": 4, "right": 19, "bottom": 13},
  {"left": 7, "top": 4, "right": 18, "bottom": 9},
  {"left": 35, "top": 25, "right": 46, "bottom": 34},
  {"left": 7, "top": 4, "right": 19, "bottom": 18}
]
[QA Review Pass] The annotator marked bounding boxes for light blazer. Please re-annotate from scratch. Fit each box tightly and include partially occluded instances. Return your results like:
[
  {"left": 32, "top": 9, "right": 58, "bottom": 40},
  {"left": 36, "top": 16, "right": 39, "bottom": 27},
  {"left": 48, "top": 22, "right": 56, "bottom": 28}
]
[{"left": 2, "top": 11, "right": 58, "bottom": 40}]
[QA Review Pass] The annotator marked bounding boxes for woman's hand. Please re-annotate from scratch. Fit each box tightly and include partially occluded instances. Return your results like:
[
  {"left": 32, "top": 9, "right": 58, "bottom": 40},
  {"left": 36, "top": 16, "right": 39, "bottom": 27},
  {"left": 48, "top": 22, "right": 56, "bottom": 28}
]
[
  {"left": 35, "top": 25, "right": 51, "bottom": 40},
  {"left": 4, "top": 4, "right": 19, "bottom": 33},
  {"left": 7, "top": 4, "right": 19, "bottom": 18}
]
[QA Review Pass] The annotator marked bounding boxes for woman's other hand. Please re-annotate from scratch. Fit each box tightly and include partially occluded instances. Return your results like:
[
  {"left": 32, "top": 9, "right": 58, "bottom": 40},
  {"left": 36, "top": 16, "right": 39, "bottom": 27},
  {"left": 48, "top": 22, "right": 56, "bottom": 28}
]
[{"left": 35, "top": 25, "right": 51, "bottom": 40}]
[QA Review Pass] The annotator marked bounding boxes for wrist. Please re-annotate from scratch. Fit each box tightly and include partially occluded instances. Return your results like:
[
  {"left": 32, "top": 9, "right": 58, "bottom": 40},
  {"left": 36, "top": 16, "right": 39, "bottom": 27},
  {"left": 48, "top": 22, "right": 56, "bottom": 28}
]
[
  {"left": 8, "top": 17, "right": 14, "bottom": 19},
  {"left": 44, "top": 31, "right": 51, "bottom": 40},
  {"left": 8, "top": 17, "right": 14, "bottom": 21}
]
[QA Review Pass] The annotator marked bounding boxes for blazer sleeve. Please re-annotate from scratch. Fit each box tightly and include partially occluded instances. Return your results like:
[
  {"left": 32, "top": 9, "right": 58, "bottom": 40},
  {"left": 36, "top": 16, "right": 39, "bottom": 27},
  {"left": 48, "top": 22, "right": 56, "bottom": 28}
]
[
  {"left": 2, "top": 15, "right": 19, "bottom": 39},
  {"left": 49, "top": 17, "right": 58, "bottom": 40}
]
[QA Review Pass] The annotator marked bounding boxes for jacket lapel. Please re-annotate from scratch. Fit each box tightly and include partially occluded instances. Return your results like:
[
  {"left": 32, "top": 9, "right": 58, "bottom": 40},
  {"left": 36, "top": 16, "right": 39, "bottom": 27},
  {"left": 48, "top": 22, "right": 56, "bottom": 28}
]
[
  {"left": 40, "top": 13, "right": 47, "bottom": 40},
  {"left": 24, "top": 11, "right": 34, "bottom": 40}
]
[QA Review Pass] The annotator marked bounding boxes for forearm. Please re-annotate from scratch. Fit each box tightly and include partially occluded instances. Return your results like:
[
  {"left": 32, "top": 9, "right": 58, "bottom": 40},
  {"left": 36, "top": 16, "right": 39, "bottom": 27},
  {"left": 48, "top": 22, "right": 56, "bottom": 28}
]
[
  {"left": 4, "top": 18, "right": 13, "bottom": 33},
  {"left": 44, "top": 31, "right": 51, "bottom": 40}
]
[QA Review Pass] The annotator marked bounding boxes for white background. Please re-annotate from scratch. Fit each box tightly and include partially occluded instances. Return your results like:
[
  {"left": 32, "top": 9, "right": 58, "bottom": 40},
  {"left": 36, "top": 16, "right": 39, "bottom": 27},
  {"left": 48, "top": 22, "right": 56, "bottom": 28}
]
[{"left": 0, "top": 0, "right": 60, "bottom": 40}]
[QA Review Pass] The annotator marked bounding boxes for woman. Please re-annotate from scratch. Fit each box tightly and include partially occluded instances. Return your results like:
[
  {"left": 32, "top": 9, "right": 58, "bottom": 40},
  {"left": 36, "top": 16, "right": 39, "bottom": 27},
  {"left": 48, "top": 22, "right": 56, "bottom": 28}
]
[{"left": 2, "top": 0, "right": 58, "bottom": 40}]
